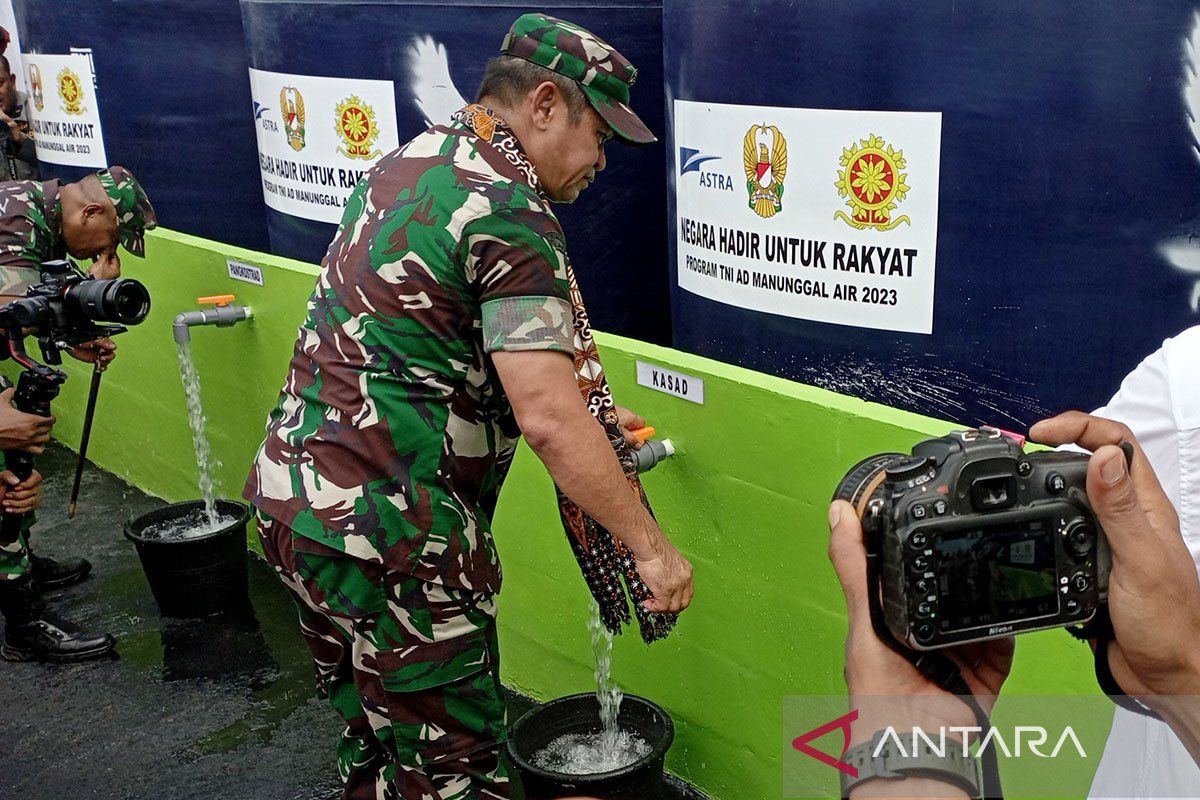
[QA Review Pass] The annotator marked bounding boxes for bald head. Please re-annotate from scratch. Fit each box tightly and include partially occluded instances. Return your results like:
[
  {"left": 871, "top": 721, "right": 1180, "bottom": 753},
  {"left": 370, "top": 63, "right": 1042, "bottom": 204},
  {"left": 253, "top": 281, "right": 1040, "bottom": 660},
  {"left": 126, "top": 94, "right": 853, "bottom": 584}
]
[
  {"left": 60, "top": 175, "right": 117, "bottom": 260},
  {"left": 79, "top": 174, "right": 112, "bottom": 204}
]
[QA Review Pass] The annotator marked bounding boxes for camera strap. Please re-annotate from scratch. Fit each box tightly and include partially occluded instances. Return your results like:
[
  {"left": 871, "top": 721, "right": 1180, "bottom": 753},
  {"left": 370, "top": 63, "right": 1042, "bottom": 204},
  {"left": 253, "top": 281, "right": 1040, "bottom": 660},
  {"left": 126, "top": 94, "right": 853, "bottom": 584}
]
[
  {"left": 1066, "top": 608, "right": 1160, "bottom": 720},
  {"left": 863, "top": 512, "right": 1005, "bottom": 799}
]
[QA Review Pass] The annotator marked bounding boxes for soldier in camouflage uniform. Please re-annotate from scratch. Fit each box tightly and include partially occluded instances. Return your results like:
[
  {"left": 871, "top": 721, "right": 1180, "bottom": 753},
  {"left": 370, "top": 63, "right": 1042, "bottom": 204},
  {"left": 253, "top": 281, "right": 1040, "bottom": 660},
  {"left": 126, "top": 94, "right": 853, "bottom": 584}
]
[
  {"left": 246, "top": 13, "right": 692, "bottom": 800},
  {"left": 0, "top": 165, "right": 156, "bottom": 663}
]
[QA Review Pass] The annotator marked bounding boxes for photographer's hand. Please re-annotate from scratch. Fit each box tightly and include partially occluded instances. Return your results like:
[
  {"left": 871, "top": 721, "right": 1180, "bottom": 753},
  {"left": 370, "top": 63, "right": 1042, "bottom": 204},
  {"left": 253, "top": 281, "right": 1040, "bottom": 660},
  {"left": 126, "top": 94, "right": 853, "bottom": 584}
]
[
  {"left": 0, "top": 387, "right": 53, "bottom": 453},
  {"left": 1031, "top": 412, "right": 1200, "bottom": 762},
  {"left": 89, "top": 249, "right": 121, "bottom": 280},
  {"left": 68, "top": 337, "right": 116, "bottom": 372},
  {"left": 0, "top": 469, "right": 42, "bottom": 514},
  {"left": 828, "top": 501, "right": 1015, "bottom": 797}
]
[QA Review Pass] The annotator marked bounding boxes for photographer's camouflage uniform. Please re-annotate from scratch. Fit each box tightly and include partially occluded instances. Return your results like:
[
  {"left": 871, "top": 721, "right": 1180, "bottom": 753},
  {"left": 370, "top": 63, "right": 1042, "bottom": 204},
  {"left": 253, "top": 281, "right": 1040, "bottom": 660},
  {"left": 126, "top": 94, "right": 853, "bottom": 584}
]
[
  {"left": 0, "top": 167, "right": 154, "bottom": 590},
  {"left": 245, "top": 14, "right": 651, "bottom": 799}
]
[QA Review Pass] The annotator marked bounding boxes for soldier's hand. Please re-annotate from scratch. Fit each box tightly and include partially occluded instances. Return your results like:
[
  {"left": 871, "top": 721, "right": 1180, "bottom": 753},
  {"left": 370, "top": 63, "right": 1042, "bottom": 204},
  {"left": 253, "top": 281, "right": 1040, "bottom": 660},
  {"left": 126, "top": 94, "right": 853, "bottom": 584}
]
[
  {"left": 68, "top": 337, "right": 117, "bottom": 371},
  {"left": 615, "top": 405, "right": 646, "bottom": 450},
  {"left": 0, "top": 469, "right": 42, "bottom": 514},
  {"left": 89, "top": 249, "right": 121, "bottom": 280},
  {"left": 0, "top": 388, "right": 53, "bottom": 453},
  {"left": 635, "top": 534, "right": 694, "bottom": 614}
]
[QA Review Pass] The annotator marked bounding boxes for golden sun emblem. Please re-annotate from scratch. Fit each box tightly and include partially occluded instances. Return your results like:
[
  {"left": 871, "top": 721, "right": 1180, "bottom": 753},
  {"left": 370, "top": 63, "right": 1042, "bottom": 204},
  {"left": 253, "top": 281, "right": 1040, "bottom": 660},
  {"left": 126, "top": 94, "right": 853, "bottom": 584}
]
[
  {"left": 835, "top": 133, "right": 911, "bottom": 230},
  {"left": 334, "top": 95, "right": 382, "bottom": 160},
  {"left": 57, "top": 67, "right": 85, "bottom": 116},
  {"left": 743, "top": 124, "right": 787, "bottom": 218}
]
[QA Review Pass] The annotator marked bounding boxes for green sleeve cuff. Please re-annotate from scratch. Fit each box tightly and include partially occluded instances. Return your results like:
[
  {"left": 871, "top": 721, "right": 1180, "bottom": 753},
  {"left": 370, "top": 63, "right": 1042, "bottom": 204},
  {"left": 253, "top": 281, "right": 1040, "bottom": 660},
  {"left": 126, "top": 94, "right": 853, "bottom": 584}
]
[{"left": 481, "top": 295, "right": 574, "bottom": 354}]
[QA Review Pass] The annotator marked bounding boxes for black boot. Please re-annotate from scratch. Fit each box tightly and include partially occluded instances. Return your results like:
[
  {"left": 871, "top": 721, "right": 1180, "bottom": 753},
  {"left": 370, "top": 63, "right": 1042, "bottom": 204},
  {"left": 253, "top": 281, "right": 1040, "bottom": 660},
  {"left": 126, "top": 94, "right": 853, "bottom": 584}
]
[
  {"left": 0, "top": 578, "right": 115, "bottom": 663},
  {"left": 30, "top": 554, "right": 92, "bottom": 590}
]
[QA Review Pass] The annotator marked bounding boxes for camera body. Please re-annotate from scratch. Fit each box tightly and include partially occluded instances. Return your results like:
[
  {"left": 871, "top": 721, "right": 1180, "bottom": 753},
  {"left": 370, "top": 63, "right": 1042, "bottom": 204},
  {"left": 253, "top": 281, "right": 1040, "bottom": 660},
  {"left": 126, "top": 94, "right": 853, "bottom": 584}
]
[
  {"left": 0, "top": 259, "right": 149, "bottom": 364},
  {"left": 840, "top": 427, "right": 1109, "bottom": 650}
]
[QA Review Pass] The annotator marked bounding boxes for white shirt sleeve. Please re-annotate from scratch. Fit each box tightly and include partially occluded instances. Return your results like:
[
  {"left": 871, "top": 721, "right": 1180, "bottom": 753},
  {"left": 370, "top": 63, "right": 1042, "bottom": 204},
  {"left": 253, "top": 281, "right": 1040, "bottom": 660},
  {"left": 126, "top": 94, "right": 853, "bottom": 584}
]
[{"left": 1087, "top": 325, "right": 1200, "bottom": 800}]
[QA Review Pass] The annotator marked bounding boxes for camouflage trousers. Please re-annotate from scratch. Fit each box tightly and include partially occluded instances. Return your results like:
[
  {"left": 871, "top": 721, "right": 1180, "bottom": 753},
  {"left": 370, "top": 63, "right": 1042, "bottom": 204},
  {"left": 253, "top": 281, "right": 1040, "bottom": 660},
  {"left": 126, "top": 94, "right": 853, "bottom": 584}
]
[
  {"left": 0, "top": 514, "right": 35, "bottom": 584},
  {"left": 256, "top": 511, "right": 510, "bottom": 800}
]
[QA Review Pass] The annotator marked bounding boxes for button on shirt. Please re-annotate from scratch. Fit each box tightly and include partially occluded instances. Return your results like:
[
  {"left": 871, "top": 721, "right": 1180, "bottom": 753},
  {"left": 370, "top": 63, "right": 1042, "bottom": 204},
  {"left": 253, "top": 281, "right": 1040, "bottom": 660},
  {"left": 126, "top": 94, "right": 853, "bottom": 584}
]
[
  {"left": 244, "top": 106, "right": 575, "bottom": 594},
  {"left": 1087, "top": 325, "right": 1200, "bottom": 800}
]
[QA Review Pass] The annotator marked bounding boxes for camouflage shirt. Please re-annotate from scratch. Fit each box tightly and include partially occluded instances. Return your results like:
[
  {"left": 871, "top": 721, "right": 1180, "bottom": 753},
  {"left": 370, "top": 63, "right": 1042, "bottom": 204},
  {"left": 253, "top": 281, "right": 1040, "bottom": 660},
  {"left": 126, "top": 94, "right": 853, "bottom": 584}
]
[
  {"left": 0, "top": 179, "right": 63, "bottom": 295},
  {"left": 244, "top": 105, "right": 574, "bottom": 594}
]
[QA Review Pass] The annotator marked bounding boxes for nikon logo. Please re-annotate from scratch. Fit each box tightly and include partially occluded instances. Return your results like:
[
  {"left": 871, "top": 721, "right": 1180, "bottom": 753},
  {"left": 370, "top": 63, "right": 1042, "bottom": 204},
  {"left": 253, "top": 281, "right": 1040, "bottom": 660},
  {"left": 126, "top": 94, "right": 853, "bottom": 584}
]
[{"left": 988, "top": 624, "right": 1014, "bottom": 636}]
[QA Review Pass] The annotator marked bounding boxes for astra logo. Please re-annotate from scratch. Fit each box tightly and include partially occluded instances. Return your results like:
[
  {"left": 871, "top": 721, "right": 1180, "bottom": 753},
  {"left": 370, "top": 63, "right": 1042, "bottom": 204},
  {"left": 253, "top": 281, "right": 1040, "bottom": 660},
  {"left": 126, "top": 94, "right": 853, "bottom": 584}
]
[
  {"left": 679, "top": 147, "right": 734, "bottom": 191},
  {"left": 791, "top": 709, "right": 1088, "bottom": 777}
]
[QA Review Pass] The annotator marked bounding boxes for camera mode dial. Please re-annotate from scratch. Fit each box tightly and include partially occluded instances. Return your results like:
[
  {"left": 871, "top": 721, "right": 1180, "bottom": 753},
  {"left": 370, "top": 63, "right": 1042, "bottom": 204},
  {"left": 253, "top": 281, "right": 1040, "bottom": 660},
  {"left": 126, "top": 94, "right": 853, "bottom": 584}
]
[{"left": 884, "top": 456, "right": 935, "bottom": 484}]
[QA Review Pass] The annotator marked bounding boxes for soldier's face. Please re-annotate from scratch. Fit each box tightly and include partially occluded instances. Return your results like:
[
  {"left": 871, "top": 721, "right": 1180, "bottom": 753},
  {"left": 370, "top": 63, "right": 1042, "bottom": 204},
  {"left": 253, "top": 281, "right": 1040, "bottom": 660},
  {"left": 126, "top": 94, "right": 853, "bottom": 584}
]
[
  {"left": 63, "top": 202, "right": 119, "bottom": 259},
  {"left": 0, "top": 66, "right": 15, "bottom": 113},
  {"left": 535, "top": 102, "right": 611, "bottom": 204}
]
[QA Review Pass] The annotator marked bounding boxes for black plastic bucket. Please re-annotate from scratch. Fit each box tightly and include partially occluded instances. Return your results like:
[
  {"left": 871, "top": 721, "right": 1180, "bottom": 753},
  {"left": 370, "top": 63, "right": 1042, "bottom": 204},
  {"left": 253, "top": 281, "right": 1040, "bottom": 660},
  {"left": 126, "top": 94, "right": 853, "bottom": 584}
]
[
  {"left": 124, "top": 500, "right": 251, "bottom": 618},
  {"left": 507, "top": 693, "right": 674, "bottom": 800}
]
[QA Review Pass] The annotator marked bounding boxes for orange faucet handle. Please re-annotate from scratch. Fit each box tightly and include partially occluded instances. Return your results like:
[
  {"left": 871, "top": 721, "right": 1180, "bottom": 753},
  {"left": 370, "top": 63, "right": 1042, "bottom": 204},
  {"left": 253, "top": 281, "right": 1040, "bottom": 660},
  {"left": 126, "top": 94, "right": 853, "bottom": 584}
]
[
  {"left": 197, "top": 294, "right": 236, "bottom": 307},
  {"left": 629, "top": 426, "right": 656, "bottom": 443}
]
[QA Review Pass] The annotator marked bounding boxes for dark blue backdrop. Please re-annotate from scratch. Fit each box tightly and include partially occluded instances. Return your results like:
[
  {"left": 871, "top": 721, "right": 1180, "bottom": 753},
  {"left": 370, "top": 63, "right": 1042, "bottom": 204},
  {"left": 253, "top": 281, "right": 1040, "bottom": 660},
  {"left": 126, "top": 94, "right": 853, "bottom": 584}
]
[
  {"left": 15, "top": 0, "right": 270, "bottom": 252},
  {"left": 666, "top": 0, "right": 1200, "bottom": 427},
  {"left": 241, "top": 0, "right": 671, "bottom": 344}
]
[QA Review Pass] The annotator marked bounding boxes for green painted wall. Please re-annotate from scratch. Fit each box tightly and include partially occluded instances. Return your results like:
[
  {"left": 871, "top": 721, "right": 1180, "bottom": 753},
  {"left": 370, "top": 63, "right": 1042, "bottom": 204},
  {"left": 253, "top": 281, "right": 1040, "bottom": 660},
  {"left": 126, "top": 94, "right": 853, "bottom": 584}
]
[{"left": 32, "top": 228, "right": 1105, "bottom": 799}]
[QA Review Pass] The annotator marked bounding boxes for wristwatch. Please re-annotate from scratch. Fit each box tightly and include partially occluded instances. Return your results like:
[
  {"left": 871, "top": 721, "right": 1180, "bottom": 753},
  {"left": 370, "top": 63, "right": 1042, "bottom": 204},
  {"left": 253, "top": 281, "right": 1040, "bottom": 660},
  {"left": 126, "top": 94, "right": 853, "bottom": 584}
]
[{"left": 840, "top": 728, "right": 982, "bottom": 799}]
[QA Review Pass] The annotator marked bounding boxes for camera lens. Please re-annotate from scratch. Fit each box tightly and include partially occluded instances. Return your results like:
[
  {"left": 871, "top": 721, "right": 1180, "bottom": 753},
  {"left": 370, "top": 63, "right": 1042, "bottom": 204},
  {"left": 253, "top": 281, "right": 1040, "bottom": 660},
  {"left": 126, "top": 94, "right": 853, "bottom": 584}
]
[
  {"left": 832, "top": 453, "right": 907, "bottom": 517},
  {"left": 66, "top": 278, "right": 151, "bottom": 325}
]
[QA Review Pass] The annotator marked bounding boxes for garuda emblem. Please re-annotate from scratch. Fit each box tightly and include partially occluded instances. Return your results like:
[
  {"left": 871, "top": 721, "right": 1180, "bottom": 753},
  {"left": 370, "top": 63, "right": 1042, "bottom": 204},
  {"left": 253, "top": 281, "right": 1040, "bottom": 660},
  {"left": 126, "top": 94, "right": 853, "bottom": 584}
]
[
  {"left": 280, "top": 86, "right": 305, "bottom": 152},
  {"left": 743, "top": 124, "right": 787, "bottom": 218},
  {"left": 335, "top": 95, "right": 382, "bottom": 160},
  {"left": 29, "top": 64, "right": 43, "bottom": 112},
  {"left": 835, "top": 133, "right": 911, "bottom": 230},
  {"left": 57, "top": 67, "right": 84, "bottom": 116}
]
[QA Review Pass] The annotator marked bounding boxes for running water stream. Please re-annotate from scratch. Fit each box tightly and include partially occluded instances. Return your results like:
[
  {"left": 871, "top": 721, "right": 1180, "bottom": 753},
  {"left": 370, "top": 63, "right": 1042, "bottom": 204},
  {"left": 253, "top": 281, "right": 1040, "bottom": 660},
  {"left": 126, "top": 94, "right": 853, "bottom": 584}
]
[
  {"left": 141, "top": 342, "right": 234, "bottom": 541},
  {"left": 531, "top": 601, "right": 650, "bottom": 775}
]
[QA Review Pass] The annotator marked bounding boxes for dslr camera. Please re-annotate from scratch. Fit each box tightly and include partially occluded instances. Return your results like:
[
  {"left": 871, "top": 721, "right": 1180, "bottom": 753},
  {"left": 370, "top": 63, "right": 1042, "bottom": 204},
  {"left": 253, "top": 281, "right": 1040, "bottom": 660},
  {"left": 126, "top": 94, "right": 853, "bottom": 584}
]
[
  {"left": 834, "top": 427, "right": 1110, "bottom": 650},
  {"left": 0, "top": 258, "right": 149, "bottom": 364}
]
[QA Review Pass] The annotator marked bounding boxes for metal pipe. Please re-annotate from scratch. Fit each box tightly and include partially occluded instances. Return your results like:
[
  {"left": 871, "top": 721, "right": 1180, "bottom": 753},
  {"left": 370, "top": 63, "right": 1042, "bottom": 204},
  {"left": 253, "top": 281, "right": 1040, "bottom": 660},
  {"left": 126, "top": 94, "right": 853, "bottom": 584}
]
[
  {"left": 172, "top": 304, "right": 252, "bottom": 345},
  {"left": 632, "top": 438, "right": 676, "bottom": 474}
]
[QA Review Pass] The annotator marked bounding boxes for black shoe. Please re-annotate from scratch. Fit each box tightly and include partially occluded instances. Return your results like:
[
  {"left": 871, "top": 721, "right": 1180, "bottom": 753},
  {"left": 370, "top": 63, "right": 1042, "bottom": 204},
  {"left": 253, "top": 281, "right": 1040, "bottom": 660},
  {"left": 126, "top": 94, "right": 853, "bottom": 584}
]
[
  {"left": 1, "top": 619, "right": 116, "bottom": 663},
  {"left": 30, "top": 554, "right": 92, "bottom": 590}
]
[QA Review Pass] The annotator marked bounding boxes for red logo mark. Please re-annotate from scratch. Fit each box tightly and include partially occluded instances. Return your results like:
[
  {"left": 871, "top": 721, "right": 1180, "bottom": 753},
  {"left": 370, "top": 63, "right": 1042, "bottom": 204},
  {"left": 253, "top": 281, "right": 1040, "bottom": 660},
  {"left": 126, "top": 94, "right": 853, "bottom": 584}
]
[{"left": 791, "top": 708, "right": 859, "bottom": 778}]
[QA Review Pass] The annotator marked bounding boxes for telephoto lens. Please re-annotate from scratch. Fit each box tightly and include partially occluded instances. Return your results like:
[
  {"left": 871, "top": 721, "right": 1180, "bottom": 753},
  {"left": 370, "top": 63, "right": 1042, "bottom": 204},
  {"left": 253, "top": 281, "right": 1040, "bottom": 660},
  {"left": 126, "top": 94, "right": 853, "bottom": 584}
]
[{"left": 66, "top": 278, "right": 151, "bottom": 325}]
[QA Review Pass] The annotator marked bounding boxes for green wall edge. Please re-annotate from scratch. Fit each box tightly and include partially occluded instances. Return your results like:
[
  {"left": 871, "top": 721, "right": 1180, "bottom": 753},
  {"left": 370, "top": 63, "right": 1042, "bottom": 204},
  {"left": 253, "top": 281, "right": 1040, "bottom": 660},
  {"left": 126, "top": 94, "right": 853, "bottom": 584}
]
[{"left": 14, "top": 228, "right": 1104, "bottom": 799}]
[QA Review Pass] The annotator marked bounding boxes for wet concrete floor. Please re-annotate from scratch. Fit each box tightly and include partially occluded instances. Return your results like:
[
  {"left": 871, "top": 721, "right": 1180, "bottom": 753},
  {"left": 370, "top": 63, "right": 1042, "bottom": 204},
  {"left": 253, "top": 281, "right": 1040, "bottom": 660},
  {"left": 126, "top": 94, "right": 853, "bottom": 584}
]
[{"left": 0, "top": 444, "right": 704, "bottom": 800}]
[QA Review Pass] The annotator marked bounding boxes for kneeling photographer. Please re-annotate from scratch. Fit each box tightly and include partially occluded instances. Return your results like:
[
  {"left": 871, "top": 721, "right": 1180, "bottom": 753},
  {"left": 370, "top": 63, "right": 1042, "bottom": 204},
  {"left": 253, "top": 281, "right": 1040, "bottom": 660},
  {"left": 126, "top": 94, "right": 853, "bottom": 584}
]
[
  {"left": 826, "top": 413, "right": 1200, "bottom": 799},
  {"left": 0, "top": 166, "right": 155, "bottom": 663}
]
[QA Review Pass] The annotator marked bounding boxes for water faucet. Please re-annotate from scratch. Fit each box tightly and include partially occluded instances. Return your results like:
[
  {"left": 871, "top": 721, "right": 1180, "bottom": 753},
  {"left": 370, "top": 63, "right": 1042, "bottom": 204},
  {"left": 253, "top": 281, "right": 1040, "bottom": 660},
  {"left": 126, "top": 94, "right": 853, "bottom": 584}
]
[{"left": 173, "top": 294, "right": 253, "bottom": 345}]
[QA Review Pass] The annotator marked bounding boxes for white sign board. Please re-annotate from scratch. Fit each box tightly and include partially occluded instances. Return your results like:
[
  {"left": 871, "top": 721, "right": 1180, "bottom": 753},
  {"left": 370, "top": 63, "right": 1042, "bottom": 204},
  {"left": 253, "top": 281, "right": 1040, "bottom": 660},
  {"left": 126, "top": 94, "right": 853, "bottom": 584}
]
[
  {"left": 636, "top": 361, "right": 705, "bottom": 405},
  {"left": 248, "top": 68, "right": 400, "bottom": 224},
  {"left": 674, "top": 99, "right": 942, "bottom": 334},
  {"left": 23, "top": 52, "right": 107, "bottom": 168}
]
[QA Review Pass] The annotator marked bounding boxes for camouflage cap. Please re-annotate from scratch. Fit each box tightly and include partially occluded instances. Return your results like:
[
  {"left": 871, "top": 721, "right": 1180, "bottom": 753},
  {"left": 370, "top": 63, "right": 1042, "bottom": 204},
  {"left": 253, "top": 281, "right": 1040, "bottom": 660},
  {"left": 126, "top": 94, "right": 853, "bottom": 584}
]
[
  {"left": 96, "top": 165, "right": 157, "bottom": 257},
  {"left": 501, "top": 13, "right": 656, "bottom": 146}
]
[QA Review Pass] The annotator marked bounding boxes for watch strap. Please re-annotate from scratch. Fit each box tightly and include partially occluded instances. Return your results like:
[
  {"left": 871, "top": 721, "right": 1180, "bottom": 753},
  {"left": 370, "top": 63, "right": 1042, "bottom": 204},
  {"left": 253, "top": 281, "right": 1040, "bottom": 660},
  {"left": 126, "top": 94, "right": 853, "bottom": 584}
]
[{"left": 840, "top": 728, "right": 982, "bottom": 799}]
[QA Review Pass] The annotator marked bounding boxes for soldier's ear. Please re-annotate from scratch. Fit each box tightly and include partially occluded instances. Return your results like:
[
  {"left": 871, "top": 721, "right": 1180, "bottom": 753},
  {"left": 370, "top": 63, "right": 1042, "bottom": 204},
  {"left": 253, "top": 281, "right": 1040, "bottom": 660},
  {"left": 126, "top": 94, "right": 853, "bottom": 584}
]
[
  {"left": 530, "top": 81, "right": 558, "bottom": 131},
  {"left": 81, "top": 202, "right": 106, "bottom": 222}
]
